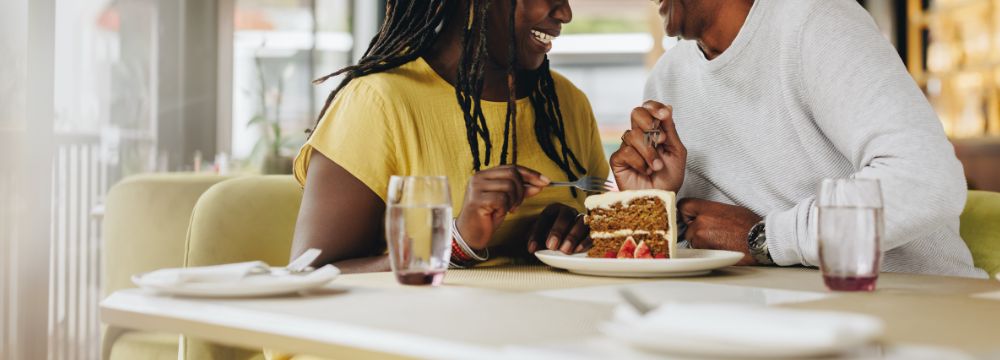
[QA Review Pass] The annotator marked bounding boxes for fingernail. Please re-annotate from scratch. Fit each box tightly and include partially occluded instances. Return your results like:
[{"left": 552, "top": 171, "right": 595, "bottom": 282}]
[
  {"left": 561, "top": 241, "right": 574, "bottom": 254},
  {"left": 646, "top": 168, "right": 653, "bottom": 176},
  {"left": 653, "top": 159, "right": 664, "bottom": 171},
  {"left": 540, "top": 175, "right": 551, "bottom": 184},
  {"left": 547, "top": 236, "right": 559, "bottom": 250},
  {"left": 575, "top": 243, "right": 585, "bottom": 253},
  {"left": 528, "top": 242, "right": 537, "bottom": 253}
]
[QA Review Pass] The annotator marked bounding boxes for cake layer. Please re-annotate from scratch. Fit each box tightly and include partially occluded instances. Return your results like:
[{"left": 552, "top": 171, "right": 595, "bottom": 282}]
[
  {"left": 584, "top": 189, "right": 678, "bottom": 259},
  {"left": 586, "top": 196, "right": 670, "bottom": 233},
  {"left": 587, "top": 234, "right": 670, "bottom": 259}
]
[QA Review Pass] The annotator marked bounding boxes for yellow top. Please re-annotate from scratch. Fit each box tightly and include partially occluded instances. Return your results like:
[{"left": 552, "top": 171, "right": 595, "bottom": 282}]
[{"left": 294, "top": 57, "right": 609, "bottom": 248}]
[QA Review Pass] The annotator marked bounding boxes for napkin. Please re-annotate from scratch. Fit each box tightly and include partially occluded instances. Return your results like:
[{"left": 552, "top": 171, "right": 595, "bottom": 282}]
[
  {"left": 609, "top": 302, "right": 884, "bottom": 350},
  {"left": 139, "top": 261, "right": 270, "bottom": 286}
]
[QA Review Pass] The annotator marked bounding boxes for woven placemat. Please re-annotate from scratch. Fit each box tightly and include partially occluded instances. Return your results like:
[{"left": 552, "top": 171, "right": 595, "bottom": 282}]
[{"left": 441, "top": 264, "right": 653, "bottom": 292}]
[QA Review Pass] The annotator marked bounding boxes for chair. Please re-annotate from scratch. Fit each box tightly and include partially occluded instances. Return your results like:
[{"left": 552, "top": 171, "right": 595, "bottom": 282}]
[
  {"left": 182, "top": 175, "right": 303, "bottom": 359},
  {"left": 960, "top": 190, "right": 1000, "bottom": 277},
  {"left": 102, "top": 173, "right": 233, "bottom": 360}
]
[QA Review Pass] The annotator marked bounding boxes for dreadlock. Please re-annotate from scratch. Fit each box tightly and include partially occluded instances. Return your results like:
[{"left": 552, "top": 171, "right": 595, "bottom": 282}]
[{"left": 310, "top": 0, "right": 587, "bottom": 190}]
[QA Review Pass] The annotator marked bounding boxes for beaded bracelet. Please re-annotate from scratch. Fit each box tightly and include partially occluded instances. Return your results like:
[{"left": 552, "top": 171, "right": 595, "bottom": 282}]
[{"left": 450, "top": 222, "right": 489, "bottom": 267}]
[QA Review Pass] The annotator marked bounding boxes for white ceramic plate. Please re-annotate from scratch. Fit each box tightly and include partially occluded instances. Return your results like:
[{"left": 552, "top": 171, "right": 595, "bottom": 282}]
[
  {"left": 535, "top": 249, "right": 743, "bottom": 277},
  {"left": 131, "top": 265, "right": 340, "bottom": 298},
  {"left": 600, "top": 316, "right": 884, "bottom": 359}
]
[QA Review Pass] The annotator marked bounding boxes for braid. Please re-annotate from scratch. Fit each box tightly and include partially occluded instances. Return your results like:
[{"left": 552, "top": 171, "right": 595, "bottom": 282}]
[
  {"left": 499, "top": 0, "right": 518, "bottom": 166},
  {"left": 530, "top": 58, "right": 587, "bottom": 196},
  {"left": 456, "top": 1, "right": 493, "bottom": 171}
]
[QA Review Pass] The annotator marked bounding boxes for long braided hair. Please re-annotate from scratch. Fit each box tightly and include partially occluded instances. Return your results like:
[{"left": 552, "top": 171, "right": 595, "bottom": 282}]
[{"left": 310, "top": 0, "right": 587, "bottom": 187}]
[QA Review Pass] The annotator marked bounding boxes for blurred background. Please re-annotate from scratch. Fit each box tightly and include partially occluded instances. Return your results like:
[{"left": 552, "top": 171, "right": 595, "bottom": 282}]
[{"left": 2, "top": 0, "right": 999, "bottom": 358}]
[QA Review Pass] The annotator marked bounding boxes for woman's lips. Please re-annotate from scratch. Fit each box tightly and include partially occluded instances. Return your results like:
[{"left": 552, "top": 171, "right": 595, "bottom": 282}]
[{"left": 530, "top": 29, "right": 557, "bottom": 52}]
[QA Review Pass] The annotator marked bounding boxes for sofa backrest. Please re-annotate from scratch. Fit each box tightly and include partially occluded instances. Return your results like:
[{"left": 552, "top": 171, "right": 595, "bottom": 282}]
[
  {"left": 184, "top": 175, "right": 302, "bottom": 267},
  {"left": 102, "top": 174, "right": 232, "bottom": 298},
  {"left": 961, "top": 190, "right": 1000, "bottom": 277}
]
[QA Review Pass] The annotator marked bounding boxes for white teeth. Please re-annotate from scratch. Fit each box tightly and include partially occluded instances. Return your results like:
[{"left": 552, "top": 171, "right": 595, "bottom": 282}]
[{"left": 531, "top": 30, "right": 555, "bottom": 44}]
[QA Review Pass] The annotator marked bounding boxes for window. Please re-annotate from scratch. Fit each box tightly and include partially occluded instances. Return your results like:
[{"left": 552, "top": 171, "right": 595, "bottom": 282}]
[{"left": 229, "top": 0, "right": 356, "bottom": 171}]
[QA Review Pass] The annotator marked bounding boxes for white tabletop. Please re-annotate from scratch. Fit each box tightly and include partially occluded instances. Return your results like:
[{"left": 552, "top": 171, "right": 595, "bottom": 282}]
[{"left": 100, "top": 265, "right": 1000, "bottom": 360}]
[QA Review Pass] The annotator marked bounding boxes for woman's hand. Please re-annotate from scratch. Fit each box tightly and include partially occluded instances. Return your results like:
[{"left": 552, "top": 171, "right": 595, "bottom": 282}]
[
  {"left": 609, "top": 100, "right": 686, "bottom": 192},
  {"left": 456, "top": 165, "right": 551, "bottom": 250},
  {"left": 526, "top": 203, "right": 590, "bottom": 255}
]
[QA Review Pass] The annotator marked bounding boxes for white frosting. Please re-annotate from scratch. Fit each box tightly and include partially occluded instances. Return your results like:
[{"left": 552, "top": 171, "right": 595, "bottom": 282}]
[
  {"left": 585, "top": 189, "right": 676, "bottom": 210},
  {"left": 590, "top": 230, "right": 668, "bottom": 239},
  {"left": 586, "top": 190, "right": 678, "bottom": 258}
]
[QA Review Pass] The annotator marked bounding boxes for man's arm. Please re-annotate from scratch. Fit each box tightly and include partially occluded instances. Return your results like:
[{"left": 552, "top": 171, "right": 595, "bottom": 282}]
[{"left": 765, "top": 1, "right": 967, "bottom": 267}]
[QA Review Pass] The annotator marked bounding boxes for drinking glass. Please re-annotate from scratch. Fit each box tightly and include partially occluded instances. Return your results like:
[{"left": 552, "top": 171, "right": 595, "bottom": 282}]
[
  {"left": 817, "top": 178, "right": 883, "bottom": 292},
  {"left": 385, "top": 176, "right": 453, "bottom": 286}
]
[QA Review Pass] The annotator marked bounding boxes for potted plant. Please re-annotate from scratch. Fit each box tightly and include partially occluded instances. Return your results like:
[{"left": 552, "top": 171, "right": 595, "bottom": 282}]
[{"left": 247, "top": 53, "right": 303, "bottom": 174}]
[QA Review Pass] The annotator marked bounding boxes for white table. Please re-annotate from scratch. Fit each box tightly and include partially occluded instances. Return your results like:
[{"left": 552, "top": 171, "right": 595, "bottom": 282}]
[{"left": 101, "top": 266, "right": 1000, "bottom": 359}]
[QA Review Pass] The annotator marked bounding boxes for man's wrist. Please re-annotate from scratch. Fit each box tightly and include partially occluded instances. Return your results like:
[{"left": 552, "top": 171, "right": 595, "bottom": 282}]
[{"left": 747, "top": 221, "right": 774, "bottom": 265}]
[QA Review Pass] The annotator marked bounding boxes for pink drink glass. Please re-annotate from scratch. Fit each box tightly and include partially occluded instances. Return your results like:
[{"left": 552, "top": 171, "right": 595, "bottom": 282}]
[{"left": 817, "top": 179, "right": 884, "bottom": 291}]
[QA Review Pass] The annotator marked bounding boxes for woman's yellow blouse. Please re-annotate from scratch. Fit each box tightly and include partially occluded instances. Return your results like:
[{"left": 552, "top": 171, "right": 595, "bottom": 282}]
[{"left": 294, "top": 57, "right": 609, "bottom": 248}]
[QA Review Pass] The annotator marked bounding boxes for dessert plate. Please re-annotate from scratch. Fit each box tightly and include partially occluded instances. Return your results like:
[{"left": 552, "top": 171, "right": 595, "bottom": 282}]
[
  {"left": 132, "top": 265, "right": 340, "bottom": 298},
  {"left": 535, "top": 249, "right": 743, "bottom": 277}
]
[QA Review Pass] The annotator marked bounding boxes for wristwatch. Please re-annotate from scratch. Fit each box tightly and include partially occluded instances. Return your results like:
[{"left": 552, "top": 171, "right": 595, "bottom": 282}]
[{"left": 747, "top": 221, "right": 774, "bottom": 265}]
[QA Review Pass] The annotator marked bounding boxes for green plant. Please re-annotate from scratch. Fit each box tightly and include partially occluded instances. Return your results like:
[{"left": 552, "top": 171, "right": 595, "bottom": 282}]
[{"left": 247, "top": 52, "right": 303, "bottom": 173}]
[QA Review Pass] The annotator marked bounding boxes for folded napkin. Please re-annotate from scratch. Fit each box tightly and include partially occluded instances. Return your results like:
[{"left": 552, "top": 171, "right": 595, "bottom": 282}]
[
  {"left": 610, "top": 302, "right": 884, "bottom": 350},
  {"left": 139, "top": 261, "right": 270, "bottom": 286}
]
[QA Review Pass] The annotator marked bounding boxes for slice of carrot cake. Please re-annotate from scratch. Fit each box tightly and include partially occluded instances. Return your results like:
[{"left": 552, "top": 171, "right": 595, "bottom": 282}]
[{"left": 584, "top": 190, "right": 677, "bottom": 259}]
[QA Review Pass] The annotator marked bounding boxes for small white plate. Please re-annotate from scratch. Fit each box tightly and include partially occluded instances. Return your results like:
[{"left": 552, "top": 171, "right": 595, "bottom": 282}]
[
  {"left": 600, "top": 320, "right": 883, "bottom": 359},
  {"left": 535, "top": 249, "right": 743, "bottom": 277},
  {"left": 132, "top": 265, "right": 340, "bottom": 298}
]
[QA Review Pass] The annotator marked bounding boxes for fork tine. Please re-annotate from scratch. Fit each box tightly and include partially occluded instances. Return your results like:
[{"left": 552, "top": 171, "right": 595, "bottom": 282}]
[{"left": 592, "top": 180, "right": 612, "bottom": 188}]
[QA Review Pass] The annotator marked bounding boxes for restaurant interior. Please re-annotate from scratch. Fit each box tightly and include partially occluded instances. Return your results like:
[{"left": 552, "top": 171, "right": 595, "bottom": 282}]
[{"left": 2, "top": 0, "right": 1000, "bottom": 359}]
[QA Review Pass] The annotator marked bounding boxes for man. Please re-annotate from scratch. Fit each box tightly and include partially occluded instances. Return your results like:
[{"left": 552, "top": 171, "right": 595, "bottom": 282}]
[{"left": 612, "top": 0, "right": 987, "bottom": 278}]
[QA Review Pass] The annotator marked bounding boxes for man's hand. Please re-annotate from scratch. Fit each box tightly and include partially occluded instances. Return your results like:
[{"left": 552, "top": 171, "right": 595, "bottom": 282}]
[
  {"left": 678, "top": 198, "right": 762, "bottom": 266},
  {"left": 609, "top": 100, "right": 686, "bottom": 192}
]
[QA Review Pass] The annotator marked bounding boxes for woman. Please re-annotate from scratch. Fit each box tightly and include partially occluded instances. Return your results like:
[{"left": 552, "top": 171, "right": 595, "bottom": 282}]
[{"left": 291, "top": 0, "right": 609, "bottom": 273}]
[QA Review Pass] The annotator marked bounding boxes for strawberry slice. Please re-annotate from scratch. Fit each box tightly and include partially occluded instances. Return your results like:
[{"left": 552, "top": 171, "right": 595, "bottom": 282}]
[
  {"left": 654, "top": 253, "right": 667, "bottom": 259},
  {"left": 634, "top": 240, "right": 653, "bottom": 259},
  {"left": 603, "top": 251, "right": 617, "bottom": 259},
  {"left": 617, "top": 237, "right": 637, "bottom": 259}
]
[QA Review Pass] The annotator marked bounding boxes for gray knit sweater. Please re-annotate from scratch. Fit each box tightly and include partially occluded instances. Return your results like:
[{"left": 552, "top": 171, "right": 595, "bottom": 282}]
[{"left": 644, "top": 0, "right": 987, "bottom": 278}]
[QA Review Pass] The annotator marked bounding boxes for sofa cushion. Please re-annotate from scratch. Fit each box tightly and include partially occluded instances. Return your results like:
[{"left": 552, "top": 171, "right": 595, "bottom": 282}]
[{"left": 961, "top": 190, "right": 1000, "bottom": 277}]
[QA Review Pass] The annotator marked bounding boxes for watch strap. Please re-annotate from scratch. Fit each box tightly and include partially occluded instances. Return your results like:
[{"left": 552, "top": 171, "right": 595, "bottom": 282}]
[{"left": 747, "top": 221, "right": 774, "bottom": 265}]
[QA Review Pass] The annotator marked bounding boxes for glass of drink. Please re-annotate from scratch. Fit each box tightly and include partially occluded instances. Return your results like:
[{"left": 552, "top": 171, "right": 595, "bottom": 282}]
[
  {"left": 817, "top": 178, "right": 883, "bottom": 292},
  {"left": 385, "top": 176, "right": 453, "bottom": 286}
]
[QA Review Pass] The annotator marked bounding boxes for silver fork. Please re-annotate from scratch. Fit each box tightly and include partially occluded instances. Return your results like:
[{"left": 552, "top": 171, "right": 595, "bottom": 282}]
[
  {"left": 644, "top": 119, "right": 662, "bottom": 147},
  {"left": 549, "top": 176, "right": 614, "bottom": 193},
  {"left": 619, "top": 288, "right": 655, "bottom": 315}
]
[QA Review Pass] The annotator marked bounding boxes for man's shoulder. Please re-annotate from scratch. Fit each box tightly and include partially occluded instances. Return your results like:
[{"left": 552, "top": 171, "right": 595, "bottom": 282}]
[{"left": 768, "top": 0, "right": 873, "bottom": 32}]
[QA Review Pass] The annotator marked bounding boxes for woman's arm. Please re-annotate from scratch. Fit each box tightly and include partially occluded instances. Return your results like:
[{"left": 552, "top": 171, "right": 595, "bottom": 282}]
[{"left": 290, "top": 152, "right": 390, "bottom": 273}]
